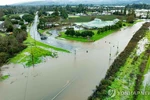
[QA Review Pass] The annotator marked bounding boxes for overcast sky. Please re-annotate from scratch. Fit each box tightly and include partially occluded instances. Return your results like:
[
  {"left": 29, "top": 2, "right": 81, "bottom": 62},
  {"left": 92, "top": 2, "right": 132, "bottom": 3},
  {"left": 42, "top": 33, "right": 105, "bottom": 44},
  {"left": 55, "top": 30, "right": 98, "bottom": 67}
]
[
  {"left": 0, "top": 0, "right": 40, "bottom": 5},
  {"left": 0, "top": 0, "right": 136, "bottom": 5}
]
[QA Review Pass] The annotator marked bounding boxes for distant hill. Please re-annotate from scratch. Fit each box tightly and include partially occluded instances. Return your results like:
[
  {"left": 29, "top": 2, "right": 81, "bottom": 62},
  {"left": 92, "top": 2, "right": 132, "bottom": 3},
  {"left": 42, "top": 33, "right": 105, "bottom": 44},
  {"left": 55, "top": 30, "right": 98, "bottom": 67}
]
[{"left": 12, "top": 0, "right": 150, "bottom": 6}]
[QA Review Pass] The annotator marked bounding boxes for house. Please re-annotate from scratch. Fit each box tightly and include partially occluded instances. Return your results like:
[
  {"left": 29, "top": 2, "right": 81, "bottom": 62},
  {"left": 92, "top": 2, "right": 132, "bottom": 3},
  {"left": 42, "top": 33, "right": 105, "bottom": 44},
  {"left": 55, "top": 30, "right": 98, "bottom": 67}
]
[
  {"left": 0, "top": 21, "right": 6, "bottom": 32},
  {"left": 13, "top": 24, "right": 21, "bottom": 29},
  {"left": 46, "top": 11, "right": 54, "bottom": 16},
  {"left": 45, "top": 22, "right": 52, "bottom": 28},
  {"left": 46, "top": 11, "right": 60, "bottom": 16}
]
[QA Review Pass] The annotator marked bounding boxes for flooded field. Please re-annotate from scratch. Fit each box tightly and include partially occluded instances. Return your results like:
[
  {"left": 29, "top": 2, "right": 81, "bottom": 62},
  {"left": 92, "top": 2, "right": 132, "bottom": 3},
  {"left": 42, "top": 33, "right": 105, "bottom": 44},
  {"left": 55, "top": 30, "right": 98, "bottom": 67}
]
[{"left": 0, "top": 14, "right": 145, "bottom": 100}]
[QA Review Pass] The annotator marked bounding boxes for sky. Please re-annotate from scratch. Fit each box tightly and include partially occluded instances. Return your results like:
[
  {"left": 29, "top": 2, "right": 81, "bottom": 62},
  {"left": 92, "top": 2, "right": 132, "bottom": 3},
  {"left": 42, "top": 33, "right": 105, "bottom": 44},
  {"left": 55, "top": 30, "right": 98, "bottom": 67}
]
[
  {"left": 0, "top": 0, "right": 138, "bottom": 5},
  {"left": 0, "top": 0, "right": 39, "bottom": 5}
]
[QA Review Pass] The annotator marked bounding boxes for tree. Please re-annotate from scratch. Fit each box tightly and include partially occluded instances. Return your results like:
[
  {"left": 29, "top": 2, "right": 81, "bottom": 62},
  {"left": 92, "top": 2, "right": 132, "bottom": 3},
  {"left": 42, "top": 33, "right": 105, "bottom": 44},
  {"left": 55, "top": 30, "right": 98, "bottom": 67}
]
[
  {"left": 75, "top": 31, "right": 81, "bottom": 37},
  {"left": 13, "top": 28, "right": 27, "bottom": 43},
  {"left": 76, "top": 4, "right": 85, "bottom": 13},
  {"left": 4, "top": 18, "right": 13, "bottom": 29},
  {"left": 81, "top": 31, "right": 94, "bottom": 37},
  {"left": 22, "top": 14, "right": 34, "bottom": 23},
  {"left": 146, "top": 11, "right": 149, "bottom": 19},
  {"left": 0, "top": 52, "right": 9, "bottom": 66},
  {"left": 65, "top": 28, "right": 75, "bottom": 36},
  {"left": 126, "top": 15, "right": 135, "bottom": 23},
  {"left": 19, "top": 21, "right": 24, "bottom": 25},
  {"left": 52, "top": 8, "right": 59, "bottom": 16},
  {"left": 124, "top": 7, "right": 126, "bottom": 15},
  {"left": 60, "top": 8, "right": 68, "bottom": 19},
  {"left": 0, "top": 9, "right": 4, "bottom": 18},
  {"left": 6, "top": 25, "right": 13, "bottom": 32},
  {"left": 21, "top": 25, "right": 27, "bottom": 31}
]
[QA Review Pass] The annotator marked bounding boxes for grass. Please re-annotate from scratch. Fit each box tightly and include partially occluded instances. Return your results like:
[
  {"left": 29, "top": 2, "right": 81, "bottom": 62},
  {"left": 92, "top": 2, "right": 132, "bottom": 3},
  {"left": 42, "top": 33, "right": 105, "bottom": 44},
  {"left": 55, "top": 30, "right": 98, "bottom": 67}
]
[
  {"left": 146, "top": 31, "right": 150, "bottom": 41},
  {"left": 9, "top": 46, "right": 53, "bottom": 67},
  {"left": 137, "top": 31, "right": 150, "bottom": 100},
  {"left": 137, "top": 56, "right": 150, "bottom": 100},
  {"left": 0, "top": 32, "right": 6, "bottom": 37},
  {"left": 105, "top": 30, "right": 149, "bottom": 100},
  {"left": 60, "top": 29, "right": 119, "bottom": 42},
  {"left": 0, "top": 75, "right": 9, "bottom": 81},
  {"left": 123, "top": 19, "right": 143, "bottom": 27},
  {"left": 105, "top": 50, "right": 145, "bottom": 100},
  {"left": 63, "top": 15, "right": 127, "bottom": 22},
  {"left": 9, "top": 33, "right": 69, "bottom": 67},
  {"left": 38, "top": 29, "right": 46, "bottom": 34}
]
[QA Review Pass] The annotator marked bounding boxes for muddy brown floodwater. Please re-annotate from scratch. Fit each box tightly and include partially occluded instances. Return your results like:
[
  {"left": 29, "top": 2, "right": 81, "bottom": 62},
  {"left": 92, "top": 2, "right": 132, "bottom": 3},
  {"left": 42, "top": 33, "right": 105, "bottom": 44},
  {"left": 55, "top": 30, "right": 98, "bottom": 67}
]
[{"left": 0, "top": 20, "right": 145, "bottom": 100}]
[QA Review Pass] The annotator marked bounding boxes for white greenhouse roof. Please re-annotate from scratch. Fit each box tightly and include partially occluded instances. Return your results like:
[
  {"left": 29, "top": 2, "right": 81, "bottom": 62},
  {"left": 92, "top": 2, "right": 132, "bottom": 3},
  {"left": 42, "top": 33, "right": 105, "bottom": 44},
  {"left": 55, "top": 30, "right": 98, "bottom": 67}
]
[{"left": 81, "top": 18, "right": 119, "bottom": 29}]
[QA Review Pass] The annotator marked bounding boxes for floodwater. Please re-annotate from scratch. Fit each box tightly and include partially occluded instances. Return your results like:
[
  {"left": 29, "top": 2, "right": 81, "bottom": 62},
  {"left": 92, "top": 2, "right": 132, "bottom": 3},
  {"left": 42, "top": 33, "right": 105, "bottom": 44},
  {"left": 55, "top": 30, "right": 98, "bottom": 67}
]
[{"left": 0, "top": 13, "right": 146, "bottom": 100}]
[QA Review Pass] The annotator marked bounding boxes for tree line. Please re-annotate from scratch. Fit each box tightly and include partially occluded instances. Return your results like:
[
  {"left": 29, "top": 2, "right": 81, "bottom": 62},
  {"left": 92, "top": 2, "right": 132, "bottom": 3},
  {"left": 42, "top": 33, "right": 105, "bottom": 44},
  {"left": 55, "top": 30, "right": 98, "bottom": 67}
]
[
  {"left": 97, "top": 21, "right": 122, "bottom": 34},
  {"left": 65, "top": 28, "right": 94, "bottom": 38},
  {"left": 0, "top": 29, "right": 27, "bottom": 68},
  {"left": 126, "top": 4, "right": 150, "bottom": 9}
]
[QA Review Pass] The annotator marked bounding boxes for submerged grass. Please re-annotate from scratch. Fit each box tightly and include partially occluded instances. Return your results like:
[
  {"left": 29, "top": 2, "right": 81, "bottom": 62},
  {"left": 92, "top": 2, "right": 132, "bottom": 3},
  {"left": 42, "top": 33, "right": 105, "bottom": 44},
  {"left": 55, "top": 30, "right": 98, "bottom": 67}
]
[
  {"left": 9, "top": 46, "right": 53, "bottom": 67},
  {"left": 106, "top": 51, "right": 145, "bottom": 100},
  {"left": 0, "top": 75, "right": 9, "bottom": 81},
  {"left": 9, "top": 33, "right": 69, "bottom": 67},
  {"left": 105, "top": 30, "right": 150, "bottom": 100},
  {"left": 137, "top": 31, "right": 150, "bottom": 100}
]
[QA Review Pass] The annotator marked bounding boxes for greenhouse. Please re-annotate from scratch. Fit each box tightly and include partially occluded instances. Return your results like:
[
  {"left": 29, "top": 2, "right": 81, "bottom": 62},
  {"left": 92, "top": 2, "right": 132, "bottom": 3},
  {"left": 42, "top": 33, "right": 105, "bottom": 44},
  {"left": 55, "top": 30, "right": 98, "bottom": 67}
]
[{"left": 81, "top": 18, "right": 120, "bottom": 29}]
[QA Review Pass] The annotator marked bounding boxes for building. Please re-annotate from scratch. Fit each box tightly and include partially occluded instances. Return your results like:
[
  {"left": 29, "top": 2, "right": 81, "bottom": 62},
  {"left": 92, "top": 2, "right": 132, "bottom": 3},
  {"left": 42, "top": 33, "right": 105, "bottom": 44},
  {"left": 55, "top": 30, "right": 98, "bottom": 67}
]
[{"left": 0, "top": 21, "right": 6, "bottom": 32}]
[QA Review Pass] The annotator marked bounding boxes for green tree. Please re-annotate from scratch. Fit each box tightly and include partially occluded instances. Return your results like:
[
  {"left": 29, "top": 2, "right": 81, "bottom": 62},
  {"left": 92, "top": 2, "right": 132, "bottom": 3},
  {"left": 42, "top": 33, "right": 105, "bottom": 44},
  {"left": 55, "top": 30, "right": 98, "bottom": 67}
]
[
  {"left": 4, "top": 18, "right": 13, "bottom": 29},
  {"left": 0, "top": 52, "right": 9, "bottom": 66},
  {"left": 146, "top": 11, "right": 149, "bottom": 19},
  {"left": 124, "top": 7, "right": 126, "bottom": 15},
  {"left": 126, "top": 15, "right": 135, "bottom": 23},
  {"left": 0, "top": 9, "right": 4, "bottom": 18},
  {"left": 22, "top": 14, "right": 34, "bottom": 23},
  {"left": 21, "top": 25, "right": 27, "bottom": 31},
  {"left": 65, "top": 28, "right": 75, "bottom": 36},
  {"left": 52, "top": 8, "right": 59, "bottom": 16},
  {"left": 6, "top": 25, "right": 13, "bottom": 32},
  {"left": 60, "top": 8, "right": 68, "bottom": 19}
]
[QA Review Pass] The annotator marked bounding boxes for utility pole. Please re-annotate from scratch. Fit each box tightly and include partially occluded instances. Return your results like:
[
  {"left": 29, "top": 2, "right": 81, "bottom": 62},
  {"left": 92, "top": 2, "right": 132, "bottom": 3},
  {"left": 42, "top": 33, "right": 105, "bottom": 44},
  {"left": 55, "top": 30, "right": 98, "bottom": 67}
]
[
  {"left": 116, "top": 41, "right": 119, "bottom": 55},
  {"left": 109, "top": 46, "right": 112, "bottom": 66},
  {"left": 30, "top": 45, "right": 34, "bottom": 67},
  {"left": 24, "top": 67, "right": 30, "bottom": 100}
]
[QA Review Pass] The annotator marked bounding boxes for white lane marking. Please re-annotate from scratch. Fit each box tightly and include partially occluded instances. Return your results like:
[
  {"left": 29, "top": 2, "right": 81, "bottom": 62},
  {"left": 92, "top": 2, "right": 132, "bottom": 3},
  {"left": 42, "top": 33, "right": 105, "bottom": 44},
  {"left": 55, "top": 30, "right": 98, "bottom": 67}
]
[
  {"left": 41, "top": 76, "right": 78, "bottom": 100},
  {"left": 51, "top": 77, "right": 77, "bottom": 100}
]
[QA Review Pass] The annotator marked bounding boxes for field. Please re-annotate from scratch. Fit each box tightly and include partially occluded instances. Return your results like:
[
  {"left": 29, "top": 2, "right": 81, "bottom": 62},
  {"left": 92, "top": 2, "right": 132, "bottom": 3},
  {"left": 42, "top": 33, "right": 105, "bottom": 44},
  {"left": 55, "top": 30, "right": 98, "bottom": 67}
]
[{"left": 64, "top": 15, "right": 127, "bottom": 22}]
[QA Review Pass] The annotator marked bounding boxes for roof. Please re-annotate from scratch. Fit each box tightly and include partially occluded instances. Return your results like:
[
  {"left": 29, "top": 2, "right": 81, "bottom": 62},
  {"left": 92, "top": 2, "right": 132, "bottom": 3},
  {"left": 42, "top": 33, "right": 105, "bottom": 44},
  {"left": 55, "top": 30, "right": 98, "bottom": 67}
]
[
  {"left": 82, "top": 18, "right": 120, "bottom": 29},
  {"left": 0, "top": 21, "right": 4, "bottom": 25}
]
